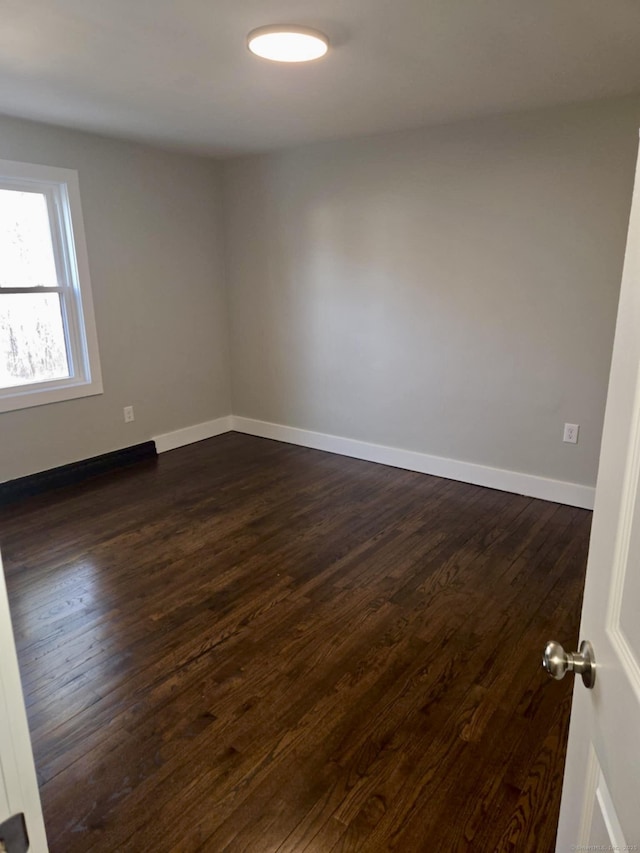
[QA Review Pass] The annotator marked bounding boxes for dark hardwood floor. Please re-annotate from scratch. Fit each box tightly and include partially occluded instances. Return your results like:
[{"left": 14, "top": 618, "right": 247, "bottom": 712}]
[{"left": 0, "top": 433, "right": 591, "bottom": 852}]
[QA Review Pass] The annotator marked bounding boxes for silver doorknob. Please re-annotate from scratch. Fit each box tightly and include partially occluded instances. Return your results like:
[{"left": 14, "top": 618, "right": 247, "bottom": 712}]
[{"left": 542, "top": 640, "right": 596, "bottom": 689}]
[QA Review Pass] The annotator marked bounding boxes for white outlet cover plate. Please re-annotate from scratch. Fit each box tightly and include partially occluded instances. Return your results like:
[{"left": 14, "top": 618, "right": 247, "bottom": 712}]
[{"left": 563, "top": 423, "right": 579, "bottom": 443}]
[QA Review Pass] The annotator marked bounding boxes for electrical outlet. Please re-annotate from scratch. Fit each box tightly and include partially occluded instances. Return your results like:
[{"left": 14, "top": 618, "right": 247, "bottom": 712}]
[
  {"left": 123, "top": 406, "right": 135, "bottom": 423},
  {"left": 563, "top": 423, "right": 579, "bottom": 444}
]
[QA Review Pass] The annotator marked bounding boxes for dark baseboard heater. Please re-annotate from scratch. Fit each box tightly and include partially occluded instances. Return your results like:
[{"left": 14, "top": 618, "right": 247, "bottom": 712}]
[{"left": 0, "top": 442, "right": 157, "bottom": 507}]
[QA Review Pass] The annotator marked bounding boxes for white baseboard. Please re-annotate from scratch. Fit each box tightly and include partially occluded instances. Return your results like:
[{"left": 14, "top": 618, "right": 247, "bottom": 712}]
[
  {"left": 152, "top": 414, "right": 594, "bottom": 509},
  {"left": 153, "top": 415, "right": 233, "bottom": 453},
  {"left": 231, "top": 416, "right": 595, "bottom": 510}
]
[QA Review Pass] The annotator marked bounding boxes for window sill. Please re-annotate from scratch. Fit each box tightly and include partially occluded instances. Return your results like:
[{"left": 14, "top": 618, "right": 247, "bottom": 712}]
[{"left": 0, "top": 378, "right": 104, "bottom": 414}]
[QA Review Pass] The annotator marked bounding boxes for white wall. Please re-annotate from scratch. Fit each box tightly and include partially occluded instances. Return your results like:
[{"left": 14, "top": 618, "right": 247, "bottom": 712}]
[
  {"left": 0, "top": 115, "right": 230, "bottom": 482},
  {"left": 223, "top": 96, "right": 640, "bottom": 488},
  {"left": 3, "top": 96, "right": 639, "bottom": 492}
]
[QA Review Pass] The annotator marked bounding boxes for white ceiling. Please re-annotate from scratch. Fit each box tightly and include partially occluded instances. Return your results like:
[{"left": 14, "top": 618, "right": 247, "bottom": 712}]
[{"left": 1, "top": 0, "right": 639, "bottom": 157}]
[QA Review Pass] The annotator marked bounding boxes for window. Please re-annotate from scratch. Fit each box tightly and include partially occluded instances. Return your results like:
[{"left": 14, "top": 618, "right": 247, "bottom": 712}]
[{"left": 0, "top": 159, "right": 102, "bottom": 413}]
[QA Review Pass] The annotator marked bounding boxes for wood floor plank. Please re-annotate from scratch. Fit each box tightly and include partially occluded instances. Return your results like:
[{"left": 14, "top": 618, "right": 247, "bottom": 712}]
[{"left": 0, "top": 433, "right": 590, "bottom": 852}]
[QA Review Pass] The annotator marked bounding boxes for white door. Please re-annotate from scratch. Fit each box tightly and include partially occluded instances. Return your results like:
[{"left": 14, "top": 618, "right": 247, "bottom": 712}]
[
  {"left": 0, "top": 551, "right": 48, "bottom": 851},
  {"left": 555, "top": 136, "right": 640, "bottom": 850}
]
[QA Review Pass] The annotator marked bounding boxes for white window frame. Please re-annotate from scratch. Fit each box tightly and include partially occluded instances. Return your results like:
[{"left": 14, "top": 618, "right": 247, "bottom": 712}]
[{"left": 0, "top": 158, "right": 102, "bottom": 413}]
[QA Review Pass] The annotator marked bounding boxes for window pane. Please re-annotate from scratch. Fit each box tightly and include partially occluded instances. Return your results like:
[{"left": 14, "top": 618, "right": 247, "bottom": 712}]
[
  {"left": 0, "top": 189, "right": 59, "bottom": 288},
  {"left": 0, "top": 293, "right": 70, "bottom": 388}
]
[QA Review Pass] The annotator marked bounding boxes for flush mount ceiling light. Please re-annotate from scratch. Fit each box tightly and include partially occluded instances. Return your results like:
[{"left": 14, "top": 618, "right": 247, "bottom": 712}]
[{"left": 247, "top": 25, "right": 329, "bottom": 63}]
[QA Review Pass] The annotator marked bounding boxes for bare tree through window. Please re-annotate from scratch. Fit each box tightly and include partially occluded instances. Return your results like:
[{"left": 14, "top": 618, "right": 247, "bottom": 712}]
[{"left": 0, "top": 189, "right": 70, "bottom": 387}]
